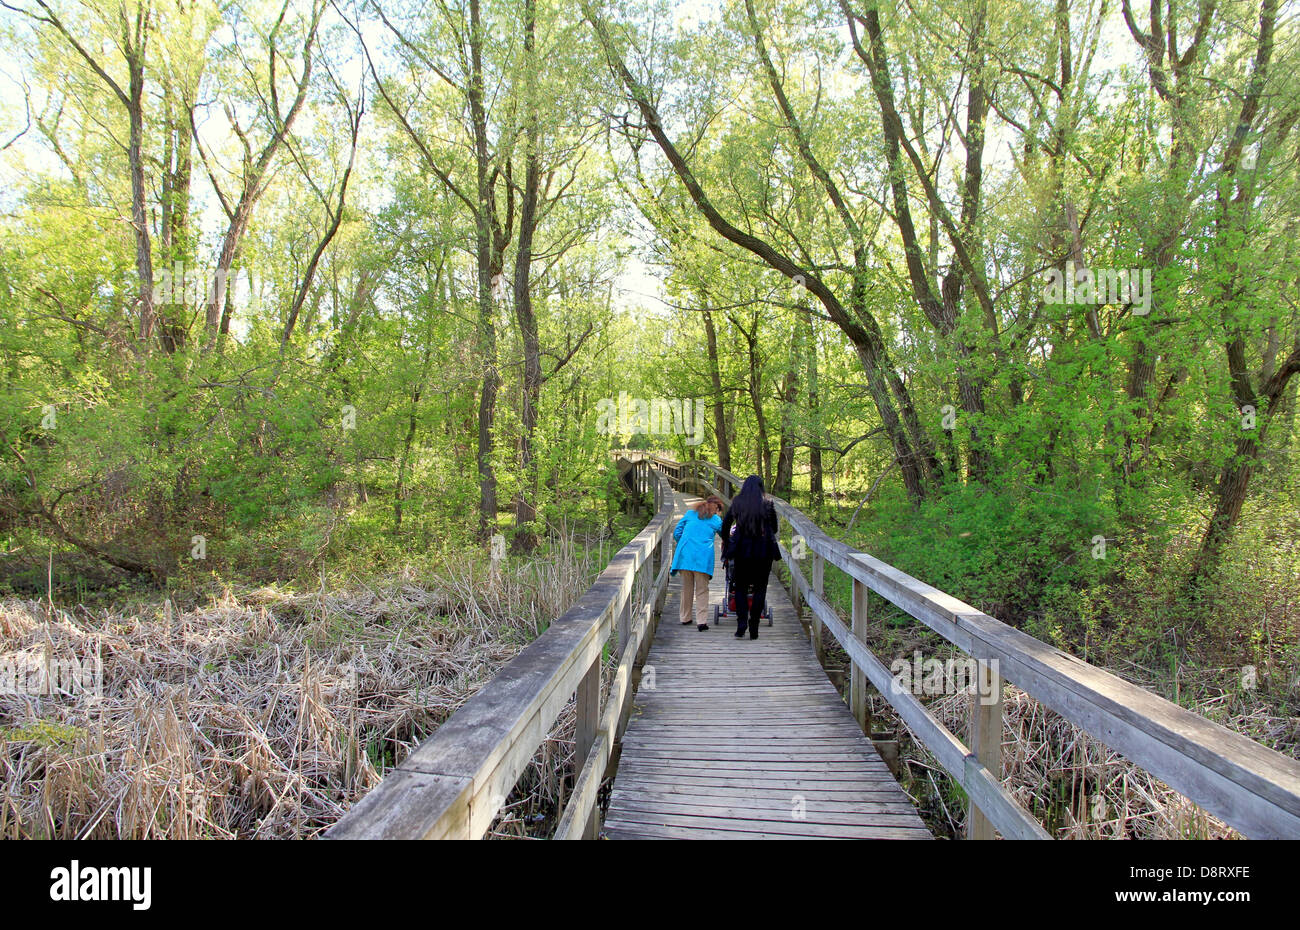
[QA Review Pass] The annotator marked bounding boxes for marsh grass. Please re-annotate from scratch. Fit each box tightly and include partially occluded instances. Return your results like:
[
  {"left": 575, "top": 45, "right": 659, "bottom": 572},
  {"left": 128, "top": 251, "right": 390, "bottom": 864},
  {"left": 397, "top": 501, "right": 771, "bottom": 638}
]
[{"left": 0, "top": 537, "right": 609, "bottom": 839}]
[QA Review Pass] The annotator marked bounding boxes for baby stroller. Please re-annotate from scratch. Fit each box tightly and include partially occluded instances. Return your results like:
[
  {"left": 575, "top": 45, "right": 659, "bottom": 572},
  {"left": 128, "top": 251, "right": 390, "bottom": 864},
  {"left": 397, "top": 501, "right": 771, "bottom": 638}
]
[{"left": 713, "top": 548, "right": 774, "bottom": 626}]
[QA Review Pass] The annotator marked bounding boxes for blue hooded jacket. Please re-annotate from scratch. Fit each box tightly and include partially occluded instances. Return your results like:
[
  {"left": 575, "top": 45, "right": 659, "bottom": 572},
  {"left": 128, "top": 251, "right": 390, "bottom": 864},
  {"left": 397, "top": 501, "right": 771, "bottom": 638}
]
[{"left": 670, "top": 509, "right": 722, "bottom": 577}]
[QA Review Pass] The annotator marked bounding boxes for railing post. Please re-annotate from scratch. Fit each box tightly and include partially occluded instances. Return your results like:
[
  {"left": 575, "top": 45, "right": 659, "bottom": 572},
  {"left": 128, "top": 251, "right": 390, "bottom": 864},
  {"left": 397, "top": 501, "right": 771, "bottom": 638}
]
[
  {"left": 654, "top": 528, "right": 670, "bottom": 615},
  {"left": 789, "top": 521, "right": 803, "bottom": 621},
  {"left": 648, "top": 505, "right": 660, "bottom": 596},
  {"left": 617, "top": 576, "right": 632, "bottom": 653},
  {"left": 640, "top": 559, "right": 659, "bottom": 662},
  {"left": 851, "top": 578, "right": 870, "bottom": 735},
  {"left": 967, "top": 659, "right": 1003, "bottom": 840},
  {"left": 575, "top": 657, "right": 601, "bottom": 839},
  {"left": 812, "top": 554, "right": 825, "bottom": 667}
]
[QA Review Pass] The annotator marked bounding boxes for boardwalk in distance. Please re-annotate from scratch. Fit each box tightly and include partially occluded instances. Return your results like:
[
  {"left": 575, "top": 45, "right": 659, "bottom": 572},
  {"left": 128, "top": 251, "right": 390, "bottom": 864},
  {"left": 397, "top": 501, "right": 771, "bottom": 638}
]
[{"left": 603, "top": 492, "right": 931, "bottom": 840}]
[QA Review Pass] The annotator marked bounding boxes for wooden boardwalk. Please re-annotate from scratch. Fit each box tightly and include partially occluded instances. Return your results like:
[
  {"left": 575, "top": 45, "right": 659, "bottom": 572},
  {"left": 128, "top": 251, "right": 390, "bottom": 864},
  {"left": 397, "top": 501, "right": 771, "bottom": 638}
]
[
  {"left": 331, "top": 460, "right": 1300, "bottom": 841},
  {"left": 603, "top": 492, "right": 931, "bottom": 840}
]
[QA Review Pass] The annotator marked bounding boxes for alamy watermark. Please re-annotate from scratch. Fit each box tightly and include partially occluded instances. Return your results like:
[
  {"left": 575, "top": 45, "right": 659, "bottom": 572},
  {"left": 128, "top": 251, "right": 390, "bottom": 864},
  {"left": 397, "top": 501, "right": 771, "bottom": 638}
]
[
  {"left": 1043, "top": 261, "right": 1152, "bottom": 316},
  {"left": 890, "top": 651, "right": 1000, "bottom": 705},
  {"left": 1, "top": 651, "right": 102, "bottom": 698},
  {"left": 50, "top": 860, "right": 150, "bottom": 910},
  {"left": 152, "top": 262, "right": 231, "bottom": 307},
  {"left": 595, "top": 392, "right": 705, "bottom": 446}
]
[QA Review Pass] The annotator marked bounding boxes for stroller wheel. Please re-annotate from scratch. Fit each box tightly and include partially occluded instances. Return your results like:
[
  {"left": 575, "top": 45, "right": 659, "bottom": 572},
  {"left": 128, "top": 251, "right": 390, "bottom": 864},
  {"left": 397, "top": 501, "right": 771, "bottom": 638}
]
[{"left": 713, "top": 604, "right": 721, "bottom": 622}]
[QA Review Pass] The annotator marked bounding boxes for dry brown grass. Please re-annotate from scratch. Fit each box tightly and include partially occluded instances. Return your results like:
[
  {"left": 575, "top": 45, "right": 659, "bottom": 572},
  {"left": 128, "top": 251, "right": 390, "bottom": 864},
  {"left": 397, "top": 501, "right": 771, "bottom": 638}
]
[
  {"left": 879, "top": 672, "right": 1300, "bottom": 839},
  {"left": 0, "top": 543, "right": 602, "bottom": 839}
]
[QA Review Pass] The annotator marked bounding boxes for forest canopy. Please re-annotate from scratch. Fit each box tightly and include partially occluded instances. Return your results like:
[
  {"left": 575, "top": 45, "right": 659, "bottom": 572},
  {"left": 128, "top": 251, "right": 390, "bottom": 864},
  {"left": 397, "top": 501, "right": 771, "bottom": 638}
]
[{"left": 0, "top": 0, "right": 1296, "bottom": 658}]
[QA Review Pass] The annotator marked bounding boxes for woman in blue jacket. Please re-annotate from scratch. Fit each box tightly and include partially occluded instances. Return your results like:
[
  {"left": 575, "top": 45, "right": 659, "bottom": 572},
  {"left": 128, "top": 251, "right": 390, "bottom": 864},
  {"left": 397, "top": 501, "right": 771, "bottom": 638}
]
[{"left": 671, "top": 495, "right": 725, "bottom": 631}]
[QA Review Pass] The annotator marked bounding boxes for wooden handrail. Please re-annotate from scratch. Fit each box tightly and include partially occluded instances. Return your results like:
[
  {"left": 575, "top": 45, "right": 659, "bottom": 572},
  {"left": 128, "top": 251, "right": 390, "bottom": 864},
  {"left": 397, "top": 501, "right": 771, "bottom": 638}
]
[
  {"left": 327, "top": 459, "right": 676, "bottom": 839},
  {"left": 690, "top": 460, "right": 1300, "bottom": 840}
]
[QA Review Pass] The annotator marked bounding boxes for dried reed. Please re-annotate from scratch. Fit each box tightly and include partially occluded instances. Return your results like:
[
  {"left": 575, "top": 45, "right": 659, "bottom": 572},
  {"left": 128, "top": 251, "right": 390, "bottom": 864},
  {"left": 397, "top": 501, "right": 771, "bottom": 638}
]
[{"left": 0, "top": 542, "right": 600, "bottom": 839}]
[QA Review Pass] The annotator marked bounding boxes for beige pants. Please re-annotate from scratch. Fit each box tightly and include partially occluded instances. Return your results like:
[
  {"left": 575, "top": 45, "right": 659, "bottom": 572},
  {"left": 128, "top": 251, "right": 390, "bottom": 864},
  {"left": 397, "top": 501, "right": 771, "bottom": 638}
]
[{"left": 678, "top": 570, "right": 711, "bottom": 625}]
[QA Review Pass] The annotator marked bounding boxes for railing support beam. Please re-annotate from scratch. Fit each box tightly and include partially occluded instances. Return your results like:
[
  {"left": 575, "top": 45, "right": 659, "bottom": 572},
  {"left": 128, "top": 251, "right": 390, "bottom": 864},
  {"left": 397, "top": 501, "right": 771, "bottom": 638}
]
[
  {"left": 851, "top": 578, "right": 870, "bottom": 735},
  {"left": 811, "top": 554, "right": 825, "bottom": 667},
  {"left": 574, "top": 657, "right": 601, "bottom": 840},
  {"left": 966, "top": 659, "right": 1003, "bottom": 840}
]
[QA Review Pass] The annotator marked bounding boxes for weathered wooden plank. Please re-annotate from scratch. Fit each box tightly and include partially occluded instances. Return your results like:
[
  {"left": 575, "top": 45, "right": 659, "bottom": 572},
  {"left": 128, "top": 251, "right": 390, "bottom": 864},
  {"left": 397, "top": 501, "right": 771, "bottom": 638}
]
[
  {"left": 812, "top": 553, "right": 826, "bottom": 665},
  {"left": 620, "top": 736, "right": 881, "bottom": 750},
  {"left": 325, "top": 771, "right": 473, "bottom": 840},
  {"left": 613, "top": 772, "right": 902, "bottom": 789},
  {"left": 610, "top": 792, "right": 918, "bottom": 816},
  {"left": 603, "top": 816, "right": 930, "bottom": 842},
  {"left": 623, "top": 724, "right": 869, "bottom": 738},
  {"left": 574, "top": 658, "right": 600, "bottom": 776},
  {"left": 851, "top": 577, "right": 868, "bottom": 732},
  {"left": 610, "top": 787, "right": 920, "bottom": 813},
  {"left": 618, "top": 747, "right": 880, "bottom": 761},
  {"left": 619, "top": 759, "right": 854, "bottom": 780},
  {"left": 610, "top": 777, "right": 911, "bottom": 799},
  {"left": 609, "top": 797, "right": 928, "bottom": 828},
  {"left": 616, "top": 759, "right": 898, "bottom": 775},
  {"left": 634, "top": 712, "right": 857, "bottom": 728},
  {"left": 967, "top": 660, "right": 1002, "bottom": 840},
  {"left": 553, "top": 731, "right": 607, "bottom": 841}
]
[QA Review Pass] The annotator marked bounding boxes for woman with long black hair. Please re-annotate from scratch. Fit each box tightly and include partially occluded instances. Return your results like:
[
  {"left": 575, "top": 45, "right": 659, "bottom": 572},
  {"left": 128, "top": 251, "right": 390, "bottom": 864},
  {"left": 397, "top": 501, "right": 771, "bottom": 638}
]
[{"left": 720, "top": 474, "right": 781, "bottom": 639}]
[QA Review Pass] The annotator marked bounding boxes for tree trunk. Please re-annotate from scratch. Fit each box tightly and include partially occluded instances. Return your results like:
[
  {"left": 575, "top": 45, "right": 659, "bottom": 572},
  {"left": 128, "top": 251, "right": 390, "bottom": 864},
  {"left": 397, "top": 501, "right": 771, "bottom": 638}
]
[
  {"left": 469, "top": 0, "right": 499, "bottom": 539},
  {"left": 773, "top": 317, "right": 800, "bottom": 497},
  {"left": 1189, "top": 0, "right": 1282, "bottom": 581},
  {"left": 805, "top": 312, "right": 823, "bottom": 507},
  {"left": 735, "top": 313, "right": 771, "bottom": 483},
  {"left": 394, "top": 386, "right": 420, "bottom": 531},
  {"left": 157, "top": 78, "right": 193, "bottom": 353},
  {"left": 125, "top": 12, "right": 154, "bottom": 346},
  {"left": 511, "top": 0, "right": 542, "bottom": 553},
  {"left": 703, "top": 310, "right": 731, "bottom": 472}
]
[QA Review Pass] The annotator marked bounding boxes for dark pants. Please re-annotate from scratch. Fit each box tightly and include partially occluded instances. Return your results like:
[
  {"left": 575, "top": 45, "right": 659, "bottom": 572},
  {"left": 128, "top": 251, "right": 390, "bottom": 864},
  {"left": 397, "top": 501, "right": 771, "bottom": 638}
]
[{"left": 733, "top": 557, "right": 772, "bottom": 633}]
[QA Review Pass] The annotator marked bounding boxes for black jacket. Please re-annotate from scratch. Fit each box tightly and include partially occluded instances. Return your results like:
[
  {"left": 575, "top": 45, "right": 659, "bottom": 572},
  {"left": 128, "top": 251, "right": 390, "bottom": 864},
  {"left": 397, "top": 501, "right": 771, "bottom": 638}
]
[{"left": 721, "top": 499, "right": 781, "bottom": 563}]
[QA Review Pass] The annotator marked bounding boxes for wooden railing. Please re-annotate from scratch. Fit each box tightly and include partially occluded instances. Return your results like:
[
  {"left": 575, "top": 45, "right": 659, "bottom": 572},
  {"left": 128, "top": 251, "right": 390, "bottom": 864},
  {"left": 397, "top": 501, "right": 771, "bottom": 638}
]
[
  {"left": 328, "top": 454, "right": 1300, "bottom": 840},
  {"left": 327, "top": 457, "right": 674, "bottom": 839},
  {"left": 679, "top": 460, "right": 1300, "bottom": 840},
  {"left": 614, "top": 449, "right": 689, "bottom": 488}
]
